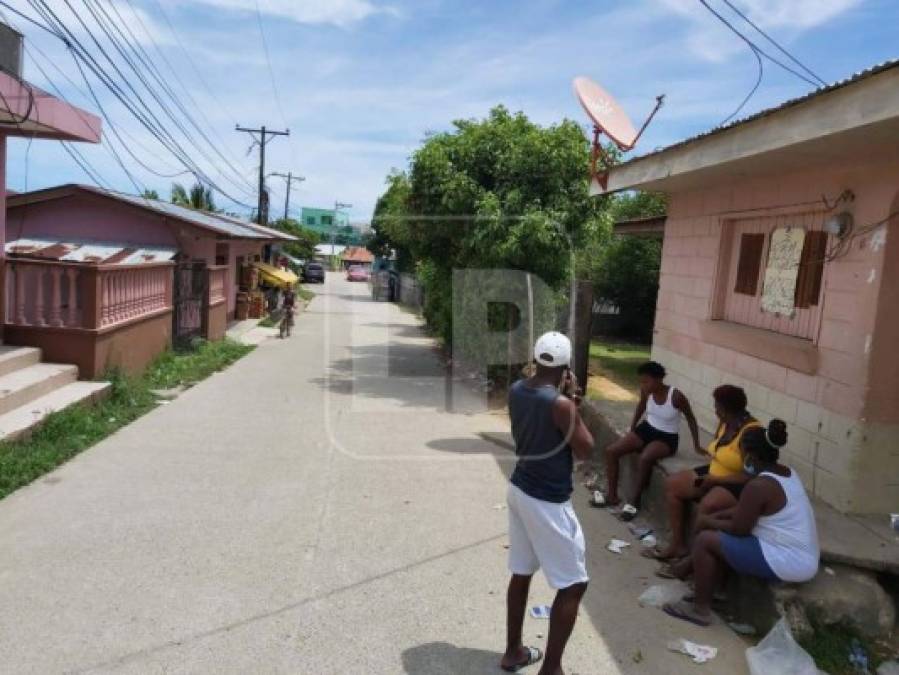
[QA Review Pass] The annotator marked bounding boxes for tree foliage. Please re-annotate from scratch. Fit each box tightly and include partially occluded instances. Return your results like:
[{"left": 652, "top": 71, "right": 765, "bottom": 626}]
[
  {"left": 269, "top": 218, "right": 321, "bottom": 261},
  {"left": 372, "top": 106, "right": 604, "bottom": 354},
  {"left": 171, "top": 182, "right": 217, "bottom": 212}
]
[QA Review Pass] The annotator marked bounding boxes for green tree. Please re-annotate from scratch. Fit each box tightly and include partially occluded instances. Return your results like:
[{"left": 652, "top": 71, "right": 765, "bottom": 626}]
[
  {"left": 373, "top": 106, "right": 604, "bottom": 361},
  {"left": 141, "top": 189, "right": 160, "bottom": 200},
  {"left": 269, "top": 218, "right": 321, "bottom": 261},
  {"left": 171, "top": 182, "right": 217, "bottom": 212}
]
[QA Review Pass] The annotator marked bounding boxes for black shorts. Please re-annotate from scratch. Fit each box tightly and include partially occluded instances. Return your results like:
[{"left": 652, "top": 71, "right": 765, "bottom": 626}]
[
  {"left": 635, "top": 421, "right": 679, "bottom": 453},
  {"left": 694, "top": 465, "right": 745, "bottom": 500}
]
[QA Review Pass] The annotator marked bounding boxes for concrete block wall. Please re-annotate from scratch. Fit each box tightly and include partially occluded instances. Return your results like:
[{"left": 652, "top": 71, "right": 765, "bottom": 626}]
[{"left": 651, "top": 160, "right": 899, "bottom": 514}]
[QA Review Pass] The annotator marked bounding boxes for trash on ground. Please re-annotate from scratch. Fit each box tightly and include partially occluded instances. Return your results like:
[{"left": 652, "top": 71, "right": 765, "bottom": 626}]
[
  {"left": 727, "top": 622, "right": 757, "bottom": 636},
  {"left": 824, "top": 566, "right": 835, "bottom": 576},
  {"left": 589, "top": 491, "right": 605, "bottom": 507},
  {"left": 638, "top": 582, "right": 688, "bottom": 608},
  {"left": 667, "top": 638, "right": 717, "bottom": 664},
  {"left": 628, "top": 524, "right": 653, "bottom": 539},
  {"left": 607, "top": 538, "right": 631, "bottom": 554},
  {"left": 849, "top": 638, "right": 869, "bottom": 674},
  {"left": 641, "top": 534, "right": 658, "bottom": 548},
  {"left": 493, "top": 503, "right": 506, "bottom": 510},
  {"left": 617, "top": 503, "right": 638, "bottom": 521},
  {"left": 746, "top": 618, "right": 817, "bottom": 675},
  {"left": 529, "top": 605, "right": 551, "bottom": 619}
]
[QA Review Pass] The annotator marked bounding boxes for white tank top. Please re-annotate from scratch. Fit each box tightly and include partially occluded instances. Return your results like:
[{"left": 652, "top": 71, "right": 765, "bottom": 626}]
[
  {"left": 753, "top": 469, "right": 820, "bottom": 583},
  {"left": 646, "top": 386, "right": 680, "bottom": 434}
]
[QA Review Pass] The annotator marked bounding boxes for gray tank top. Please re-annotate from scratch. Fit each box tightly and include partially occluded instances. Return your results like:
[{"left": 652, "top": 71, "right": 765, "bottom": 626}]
[{"left": 508, "top": 379, "right": 573, "bottom": 503}]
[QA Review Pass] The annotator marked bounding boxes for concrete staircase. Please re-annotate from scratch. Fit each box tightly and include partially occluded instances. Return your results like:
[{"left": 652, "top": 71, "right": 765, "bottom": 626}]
[{"left": 0, "top": 345, "right": 111, "bottom": 443}]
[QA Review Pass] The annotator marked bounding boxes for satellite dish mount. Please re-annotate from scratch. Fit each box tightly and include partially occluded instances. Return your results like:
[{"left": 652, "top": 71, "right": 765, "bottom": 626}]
[{"left": 573, "top": 76, "right": 665, "bottom": 192}]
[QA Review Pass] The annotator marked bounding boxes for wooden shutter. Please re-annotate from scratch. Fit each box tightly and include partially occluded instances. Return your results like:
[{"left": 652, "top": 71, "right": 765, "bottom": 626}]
[
  {"left": 733, "top": 233, "right": 765, "bottom": 296},
  {"left": 794, "top": 230, "right": 827, "bottom": 308}
]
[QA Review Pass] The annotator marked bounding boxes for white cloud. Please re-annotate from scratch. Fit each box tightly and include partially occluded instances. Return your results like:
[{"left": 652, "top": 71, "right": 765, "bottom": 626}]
[{"left": 179, "top": 0, "right": 396, "bottom": 26}]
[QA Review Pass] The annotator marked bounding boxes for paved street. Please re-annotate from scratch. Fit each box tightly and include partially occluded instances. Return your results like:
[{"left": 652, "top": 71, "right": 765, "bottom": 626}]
[{"left": 0, "top": 274, "right": 749, "bottom": 674}]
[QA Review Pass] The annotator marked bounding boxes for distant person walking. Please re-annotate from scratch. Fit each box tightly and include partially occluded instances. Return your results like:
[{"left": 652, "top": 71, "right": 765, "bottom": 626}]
[{"left": 501, "top": 332, "right": 595, "bottom": 675}]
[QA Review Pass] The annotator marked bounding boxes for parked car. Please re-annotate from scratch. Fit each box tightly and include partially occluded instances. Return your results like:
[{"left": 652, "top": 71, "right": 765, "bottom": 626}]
[
  {"left": 346, "top": 265, "right": 369, "bottom": 282},
  {"left": 303, "top": 262, "right": 325, "bottom": 283}
]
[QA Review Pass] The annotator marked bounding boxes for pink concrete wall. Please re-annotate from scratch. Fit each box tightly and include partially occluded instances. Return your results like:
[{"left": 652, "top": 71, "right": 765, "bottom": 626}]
[{"left": 655, "top": 160, "right": 896, "bottom": 420}]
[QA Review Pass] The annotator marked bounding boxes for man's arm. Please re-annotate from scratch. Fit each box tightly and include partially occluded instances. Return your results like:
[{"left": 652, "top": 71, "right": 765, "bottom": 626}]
[
  {"left": 552, "top": 396, "right": 594, "bottom": 462},
  {"left": 673, "top": 389, "right": 703, "bottom": 455}
]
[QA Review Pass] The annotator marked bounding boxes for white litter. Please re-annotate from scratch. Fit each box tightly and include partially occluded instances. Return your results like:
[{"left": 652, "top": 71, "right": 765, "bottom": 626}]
[
  {"left": 590, "top": 490, "right": 605, "bottom": 506},
  {"left": 529, "top": 605, "right": 551, "bottom": 620},
  {"left": 668, "top": 639, "right": 718, "bottom": 664},
  {"left": 824, "top": 566, "right": 835, "bottom": 576},
  {"left": 878, "top": 660, "right": 899, "bottom": 675},
  {"left": 641, "top": 534, "right": 658, "bottom": 548},
  {"left": 746, "top": 618, "right": 817, "bottom": 675},
  {"left": 607, "top": 538, "right": 631, "bottom": 554},
  {"left": 493, "top": 504, "right": 506, "bottom": 511},
  {"left": 638, "top": 583, "right": 688, "bottom": 608}
]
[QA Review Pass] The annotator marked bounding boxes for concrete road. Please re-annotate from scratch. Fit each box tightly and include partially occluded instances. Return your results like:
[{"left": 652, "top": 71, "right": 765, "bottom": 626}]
[{"left": 0, "top": 274, "right": 750, "bottom": 674}]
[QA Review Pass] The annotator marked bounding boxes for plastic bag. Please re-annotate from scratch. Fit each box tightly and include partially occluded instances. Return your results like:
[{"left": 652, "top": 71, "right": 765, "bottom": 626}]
[
  {"left": 746, "top": 618, "right": 818, "bottom": 675},
  {"left": 638, "top": 582, "right": 689, "bottom": 608}
]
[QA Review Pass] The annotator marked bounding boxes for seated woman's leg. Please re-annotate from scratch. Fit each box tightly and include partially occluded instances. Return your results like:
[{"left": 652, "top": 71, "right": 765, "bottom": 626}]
[
  {"left": 689, "top": 530, "right": 727, "bottom": 619},
  {"left": 630, "top": 440, "right": 674, "bottom": 507},
  {"left": 695, "top": 486, "right": 739, "bottom": 532},
  {"left": 659, "top": 470, "right": 702, "bottom": 558},
  {"left": 604, "top": 432, "right": 643, "bottom": 505}
]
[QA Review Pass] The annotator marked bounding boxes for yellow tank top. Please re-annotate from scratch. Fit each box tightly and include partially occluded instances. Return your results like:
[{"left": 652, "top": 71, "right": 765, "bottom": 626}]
[{"left": 708, "top": 419, "right": 761, "bottom": 478}]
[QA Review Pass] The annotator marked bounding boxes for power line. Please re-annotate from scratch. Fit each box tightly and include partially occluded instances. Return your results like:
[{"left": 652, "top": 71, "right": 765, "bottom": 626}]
[
  {"left": 696, "top": 0, "right": 821, "bottom": 88},
  {"left": 721, "top": 43, "right": 764, "bottom": 125},
  {"left": 720, "top": 0, "right": 826, "bottom": 87}
]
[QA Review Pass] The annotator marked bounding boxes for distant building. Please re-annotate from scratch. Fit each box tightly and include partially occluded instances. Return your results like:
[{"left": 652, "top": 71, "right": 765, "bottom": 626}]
[{"left": 299, "top": 206, "right": 363, "bottom": 245}]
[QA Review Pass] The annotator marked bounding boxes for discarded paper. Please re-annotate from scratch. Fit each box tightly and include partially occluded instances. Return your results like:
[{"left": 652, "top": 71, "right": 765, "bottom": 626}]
[
  {"left": 607, "top": 538, "right": 631, "bottom": 554},
  {"left": 529, "top": 605, "right": 551, "bottom": 620},
  {"left": 668, "top": 638, "right": 718, "bottom": 664}
]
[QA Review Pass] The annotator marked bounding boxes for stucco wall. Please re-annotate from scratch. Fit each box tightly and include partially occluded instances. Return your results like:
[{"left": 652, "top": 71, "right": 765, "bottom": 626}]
[
  {"left": 653, "top": 158, "right": 898, "bottom": 513},
  {"left": 207, "top": 302, "right": 228, "bottom": 342}
]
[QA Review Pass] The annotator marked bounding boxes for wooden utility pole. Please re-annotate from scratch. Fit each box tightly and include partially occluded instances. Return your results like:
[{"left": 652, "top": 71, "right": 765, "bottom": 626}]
[
  {"left": 270, "top": 171, "right": 305, "bottom": 221},
  {"left": 235, "top": 124, "right": 289, "bottom": 225},
  {"left": 572, "top": 280, "right": 594, "bottom": 392}
]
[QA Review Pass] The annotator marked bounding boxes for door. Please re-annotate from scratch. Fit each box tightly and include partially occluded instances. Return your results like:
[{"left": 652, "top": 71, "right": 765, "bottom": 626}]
[{"left": 173, "top": 261, "right": 209, "bottom": 348}]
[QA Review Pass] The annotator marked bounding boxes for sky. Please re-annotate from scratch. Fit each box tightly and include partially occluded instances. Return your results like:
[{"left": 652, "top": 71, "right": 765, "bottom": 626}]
[{"left": 3, "top": 0, "right": 898, "bottom": 222}]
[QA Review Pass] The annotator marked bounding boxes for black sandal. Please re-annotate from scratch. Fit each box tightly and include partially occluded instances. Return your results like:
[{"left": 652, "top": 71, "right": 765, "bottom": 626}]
[{"left": 501, "top": 646, "right": 543, "bottom": 672}]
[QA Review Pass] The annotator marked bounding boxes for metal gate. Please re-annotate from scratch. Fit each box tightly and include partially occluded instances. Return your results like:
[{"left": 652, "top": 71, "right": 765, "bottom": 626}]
[{"left": 173, "top": 261, "right": 209, "bottom": 348}]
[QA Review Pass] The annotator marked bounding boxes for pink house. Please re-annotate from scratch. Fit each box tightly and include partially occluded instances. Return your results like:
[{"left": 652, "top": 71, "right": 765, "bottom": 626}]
[
  {"left": 597, "top": 60, "right": 899, "bottom": 514},
  {"left": 4, "top": 185, "right": 294, "bottom": 376}
]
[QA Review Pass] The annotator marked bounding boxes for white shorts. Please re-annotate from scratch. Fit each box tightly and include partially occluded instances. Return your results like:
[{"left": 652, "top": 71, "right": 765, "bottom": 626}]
[{"left": 507, "top": 484, "right": 589, "bottom": 590}]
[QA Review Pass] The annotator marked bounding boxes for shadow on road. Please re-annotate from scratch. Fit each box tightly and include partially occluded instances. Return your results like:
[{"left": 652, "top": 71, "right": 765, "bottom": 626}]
[{"left": 401, "top": 641, "right": 502, "bottom": 674}]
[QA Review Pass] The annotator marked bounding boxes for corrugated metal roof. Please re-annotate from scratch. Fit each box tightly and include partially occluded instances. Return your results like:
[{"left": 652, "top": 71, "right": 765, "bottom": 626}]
[
  {"left": 5, "top": 237, "right": 176, "bottom": 264},
  {"left": 618, "top": 59, "right": 899, "bottom": 169}
]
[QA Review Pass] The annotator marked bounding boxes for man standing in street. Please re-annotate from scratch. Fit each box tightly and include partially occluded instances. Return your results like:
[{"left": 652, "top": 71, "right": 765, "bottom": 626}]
[{"left": 500, "top": 332, "right": 595, "bottom": 674}]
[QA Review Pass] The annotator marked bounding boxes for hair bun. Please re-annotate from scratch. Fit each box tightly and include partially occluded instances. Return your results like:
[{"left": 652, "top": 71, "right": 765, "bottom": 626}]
[{"left": 767, "top": 419, "right": 788, "bottom": 448}]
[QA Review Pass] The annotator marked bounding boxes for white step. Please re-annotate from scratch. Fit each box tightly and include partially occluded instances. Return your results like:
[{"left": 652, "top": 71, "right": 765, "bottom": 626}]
[
  {"left": 0, "top": 381, "right": 112, "bottom": 442},
  {"left": 0, "top": 363, "right": 79, "bottom": 416},
  {"left": 0, "top": 345, "right": 41, "bottom": 378}
]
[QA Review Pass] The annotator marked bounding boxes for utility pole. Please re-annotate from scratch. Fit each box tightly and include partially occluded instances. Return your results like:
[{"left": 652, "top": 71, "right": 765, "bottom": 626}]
[
  {"left": 235, "top": 124, "right": 289, "bottom": 225},
  {"left": 269, "top": 171, "right": 305, "bottom": 221}
]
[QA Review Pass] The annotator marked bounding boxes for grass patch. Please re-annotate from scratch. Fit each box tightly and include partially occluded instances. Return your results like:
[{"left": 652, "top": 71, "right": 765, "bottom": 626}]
[
  {"left": 0, "top": 338, "right": 253, "bottom": 501},
  {"left": 798, "top": 620, "right": 893, "bottom": 675},
  {"left": 588, "top": 339, "right": 651, "bottom": 393},
  {"left": 298, "top": 287, "right": 315, "bottom": 302},
  {"left": 258, "top": 315, "right": 277, "bottom": 328}
]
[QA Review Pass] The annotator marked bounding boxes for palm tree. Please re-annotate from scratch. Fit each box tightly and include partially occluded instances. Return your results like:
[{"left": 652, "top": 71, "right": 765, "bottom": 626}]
[
  {"left": 142, "top": 189, "right": 160, "bottom": 200},
  {"left": 171, "top": 182, "right": 217, "bottom": 212}
]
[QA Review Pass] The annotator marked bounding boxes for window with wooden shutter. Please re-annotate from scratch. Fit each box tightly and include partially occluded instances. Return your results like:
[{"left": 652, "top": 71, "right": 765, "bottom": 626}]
[
  {"left": 733, "top": 233, "right": 766, "bottom": 296},
  {"left": 794, "top": 230, "right": 827, "bottom": 308}
]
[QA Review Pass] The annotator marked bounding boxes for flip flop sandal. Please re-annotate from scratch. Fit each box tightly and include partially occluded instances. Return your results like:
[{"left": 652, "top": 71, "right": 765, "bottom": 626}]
[
  {"left": 640, "top": 546, "right": 681, "bottom": 561},
  {"left": 500, "top": 646, "right": 543, "bottom": 672},
  {"left": 589, "top": 490, "right": 610, "bottom": 508},
  {"left": 616, "top": 503, "right": 638, "bottom": 522},
  {"left": 663, "top": 600, "right": 712, "bottom": 627}
]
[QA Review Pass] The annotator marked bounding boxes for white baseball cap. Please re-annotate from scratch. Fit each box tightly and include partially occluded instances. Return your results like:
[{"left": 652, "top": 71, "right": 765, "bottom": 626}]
[{"left": 534, "top": 331, "right": 572, "bottom": 367}]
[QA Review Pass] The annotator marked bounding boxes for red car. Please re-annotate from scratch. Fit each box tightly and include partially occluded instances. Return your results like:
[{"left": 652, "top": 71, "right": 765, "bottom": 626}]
[{"left": 346, "top": 265, "right": 369, "bottom": 282}]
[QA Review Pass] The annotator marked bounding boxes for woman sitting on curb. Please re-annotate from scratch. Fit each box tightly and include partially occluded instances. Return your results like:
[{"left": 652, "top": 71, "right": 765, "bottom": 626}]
[
  {"left": 645, "top": 385, "right": 760, "bottom": 561},
  {"left": 660, "top": 419, "right": 820, "bottom": 627},
  {"left": 600, "top": 361, "right": 702, "bottom": 516}
]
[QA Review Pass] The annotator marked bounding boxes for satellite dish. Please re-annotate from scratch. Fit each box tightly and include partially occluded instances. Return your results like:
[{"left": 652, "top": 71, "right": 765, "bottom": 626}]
[{"left": 573, "top": 76, "right": 665, "bottom": 193}]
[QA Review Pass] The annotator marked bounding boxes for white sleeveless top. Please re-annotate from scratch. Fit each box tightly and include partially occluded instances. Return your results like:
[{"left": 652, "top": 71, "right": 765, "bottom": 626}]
[
  {"left": 646, "top": 386, "right": 680, "bottom": 434},
  {"left": 753, "top": 469, "right": 820, "bottom": 583}
]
